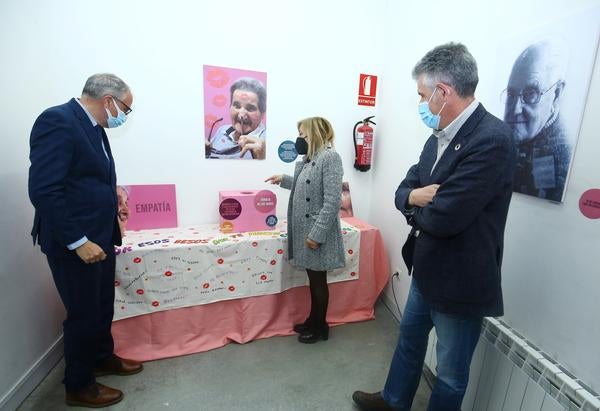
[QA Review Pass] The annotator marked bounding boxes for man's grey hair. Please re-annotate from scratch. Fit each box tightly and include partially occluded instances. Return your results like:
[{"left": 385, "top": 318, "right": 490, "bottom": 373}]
[
  {"left": 412, "top": 43, "right": 478, "bottom": 98},
  {"left": 82, "top": 73, "right": 130, "bottom": 100},
  {"left": 230, "top": 77, "right": 266, "bottom": 113}
]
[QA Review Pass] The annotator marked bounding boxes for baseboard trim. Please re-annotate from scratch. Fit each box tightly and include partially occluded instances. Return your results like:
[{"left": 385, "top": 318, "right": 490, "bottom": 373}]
[{"left": 0, "top": 335, "right": 63, "bottom": 411}]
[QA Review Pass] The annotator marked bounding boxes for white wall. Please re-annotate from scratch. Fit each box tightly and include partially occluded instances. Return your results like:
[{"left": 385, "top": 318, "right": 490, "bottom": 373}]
[
  {"left": 372, "top": 0, "right": 600, "bottom": 393},
  {"left": 3, "top": 0, "right": 599, "bottom": 408},
  {"left": 0, "top": 0, "right": 385, "bottom": 408},
  {"left": 94, "top": 0, "right": 385, "bottom": 225},
  {"left": 0, "top": 2, "right": 68, "bottom": 409}
]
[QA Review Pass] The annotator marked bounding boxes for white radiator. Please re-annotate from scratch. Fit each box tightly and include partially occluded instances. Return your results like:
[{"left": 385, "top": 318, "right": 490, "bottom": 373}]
[{"left": 423, "top": 318, "right": 600, "bottom": 411}]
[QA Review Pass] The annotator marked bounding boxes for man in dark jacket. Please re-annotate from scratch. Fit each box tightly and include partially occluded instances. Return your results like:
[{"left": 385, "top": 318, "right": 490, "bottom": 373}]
[
  {"left": 353, "top": 43, "right": 516, "bottom": 411},
  {"left": 28, "top": 73, "right": 143, "bottom": 408}
]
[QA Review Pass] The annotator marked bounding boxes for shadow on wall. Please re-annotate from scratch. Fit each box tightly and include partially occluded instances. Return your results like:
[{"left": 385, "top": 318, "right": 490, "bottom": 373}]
[{"left": 0, "top": 173, "right": 65, "bottom": 406}]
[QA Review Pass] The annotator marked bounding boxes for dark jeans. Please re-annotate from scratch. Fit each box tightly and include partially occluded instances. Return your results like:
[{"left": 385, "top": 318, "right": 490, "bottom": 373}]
[
  {"left": 47, "top": 248, "right": 116, "bottom": 392},
  {"left": 382, "top": 282, "right": 482, "bottom": 411}
]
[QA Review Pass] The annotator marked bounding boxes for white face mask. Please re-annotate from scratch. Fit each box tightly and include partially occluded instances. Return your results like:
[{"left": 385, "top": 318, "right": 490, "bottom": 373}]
[{"left": 105, "top": 98, "right": 128, "bottom": 128}]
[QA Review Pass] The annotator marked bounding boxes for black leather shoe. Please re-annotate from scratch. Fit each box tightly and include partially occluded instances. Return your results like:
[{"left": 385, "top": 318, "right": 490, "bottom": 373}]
[
  {"left": 298, "top": 326, "right": 329, "bottom": 343},
  {"left": 293, "top": 321, "right": 312, "bottom": 334},
  {"left": 352, "top": 391, "right": 394, "bottom": 411}
]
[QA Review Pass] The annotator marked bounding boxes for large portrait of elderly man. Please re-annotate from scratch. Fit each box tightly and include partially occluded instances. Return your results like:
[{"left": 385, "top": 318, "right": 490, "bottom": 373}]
[
  {"left": 502, "top": 40, "right": 573, "bottom": 202},
  {"left": 495, "top": 6, "right": 600, "bottom": 203}
]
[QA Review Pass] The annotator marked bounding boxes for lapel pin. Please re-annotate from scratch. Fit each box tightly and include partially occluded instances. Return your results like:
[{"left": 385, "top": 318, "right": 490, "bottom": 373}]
[{"left": 454, "top": 143, "right": 461, "bottom": 151}]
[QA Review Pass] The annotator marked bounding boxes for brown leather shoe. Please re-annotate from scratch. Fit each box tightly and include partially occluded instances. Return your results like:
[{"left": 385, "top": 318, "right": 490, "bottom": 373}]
[
  {"left": 94, "top": 354, "right": 143, "bottom": 377},
  {"left": 352, "top": 391, "right": 395, "bottom": 411},
  {"left": 66, "top": 382, "right": 123, "bottom": 408}
]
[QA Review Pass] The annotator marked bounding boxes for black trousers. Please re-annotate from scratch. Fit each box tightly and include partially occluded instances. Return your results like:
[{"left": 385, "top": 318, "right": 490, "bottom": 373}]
[
  {"left": 306, "top": 269, "right": 329, "bottom": 327},
  {"left": 47, "top": 248, "right": 116, "bottom": 392}
]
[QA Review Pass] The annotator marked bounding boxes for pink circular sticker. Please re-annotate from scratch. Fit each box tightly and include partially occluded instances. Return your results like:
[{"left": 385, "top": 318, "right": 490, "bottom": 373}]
[
  {"left": 579, "top": 189, "right": 600, "bottom": 219},
  {"left": 255, "top": 190, "right": 277, "bottom": 213},
  {"left": 219, "top": 198, "right": 242, "bottom": 220}
]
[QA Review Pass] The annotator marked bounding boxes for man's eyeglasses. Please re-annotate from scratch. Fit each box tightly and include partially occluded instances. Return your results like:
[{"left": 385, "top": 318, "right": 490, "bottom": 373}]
[
  {"left": 110, "top": 95, "right": 133, "bottom": 115},
  {"left": 501, "top": 80, "right": 561, "bottom": 105}
]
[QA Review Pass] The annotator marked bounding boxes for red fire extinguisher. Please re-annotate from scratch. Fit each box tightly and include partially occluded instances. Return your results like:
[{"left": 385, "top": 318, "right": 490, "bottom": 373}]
[{"left": 353, "top": 116, "right": 375, "bottom": 172}]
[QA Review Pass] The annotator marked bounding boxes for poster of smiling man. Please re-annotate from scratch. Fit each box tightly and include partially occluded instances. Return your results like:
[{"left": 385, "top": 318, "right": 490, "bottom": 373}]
[
  {"left": 492, "top": 8, "right": 599, "bottom": 202},
  {"left": 204, "top": 65, "right": 267, "bottom": 160}
]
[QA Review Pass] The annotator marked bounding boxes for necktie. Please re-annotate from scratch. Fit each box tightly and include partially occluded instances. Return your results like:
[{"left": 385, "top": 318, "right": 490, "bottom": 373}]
[{"left": 96, "top": 125, "right": 109, "bottom": 161}]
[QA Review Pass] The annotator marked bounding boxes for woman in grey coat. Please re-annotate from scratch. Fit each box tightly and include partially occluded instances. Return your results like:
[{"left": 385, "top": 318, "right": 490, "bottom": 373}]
[{"left": 265, "top": 117, "right": 345, "bottom": 343}]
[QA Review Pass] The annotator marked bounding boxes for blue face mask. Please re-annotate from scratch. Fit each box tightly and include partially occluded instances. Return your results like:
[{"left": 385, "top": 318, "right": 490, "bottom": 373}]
[
  {"left": 418, "top": 88, "right": 446, "bottom": 129},
  {"left": 105, "top": 98, "right": 128, "bottom": 128}
]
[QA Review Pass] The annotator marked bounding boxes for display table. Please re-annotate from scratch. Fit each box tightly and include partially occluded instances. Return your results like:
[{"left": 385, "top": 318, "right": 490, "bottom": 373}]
[
  {"left": 112, "top": 219, "right": 361, "bottom": 320},
  {"left": 112, "top": 217, "right": 389, "bottom": 361}
]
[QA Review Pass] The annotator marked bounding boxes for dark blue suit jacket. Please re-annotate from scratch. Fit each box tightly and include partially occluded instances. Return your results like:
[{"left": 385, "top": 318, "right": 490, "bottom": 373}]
[
  {"left": 28, "top": 98, "right": 121, "bottom": 257},
  {"left": 395, "top": 104, "right": 515, "bottom": 317}
]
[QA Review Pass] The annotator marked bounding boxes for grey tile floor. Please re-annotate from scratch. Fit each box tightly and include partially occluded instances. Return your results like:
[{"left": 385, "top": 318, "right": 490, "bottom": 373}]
[{"left": 18, "top": 302, "right": 431, "bottom": 410}]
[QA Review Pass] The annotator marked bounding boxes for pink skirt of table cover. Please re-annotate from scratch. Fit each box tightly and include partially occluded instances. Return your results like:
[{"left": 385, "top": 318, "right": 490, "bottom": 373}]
[{"left": 112, "top": 217, "right": 390, "bottom": 361}]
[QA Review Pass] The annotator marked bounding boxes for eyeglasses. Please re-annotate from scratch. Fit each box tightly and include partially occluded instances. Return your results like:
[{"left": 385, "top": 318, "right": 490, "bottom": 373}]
[
  {"left": 501, "top": 81, "right": 561, "bottom": 105},
  {"left": 501, "top": 81, "right": 560, "bottom": 105},
  {"left": 110, "top": 95, "right": 133, "bottom": 115}
]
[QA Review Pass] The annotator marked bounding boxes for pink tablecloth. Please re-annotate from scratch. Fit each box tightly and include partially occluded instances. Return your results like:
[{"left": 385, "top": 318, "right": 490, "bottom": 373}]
[{"left": 112, "top": 217, "right": 389, "bottom": 361}]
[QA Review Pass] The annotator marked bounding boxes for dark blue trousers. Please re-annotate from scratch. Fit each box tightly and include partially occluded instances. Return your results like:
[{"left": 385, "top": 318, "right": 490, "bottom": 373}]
[{"left": 47, "top": 248, "right": 115, "bottom": 392}]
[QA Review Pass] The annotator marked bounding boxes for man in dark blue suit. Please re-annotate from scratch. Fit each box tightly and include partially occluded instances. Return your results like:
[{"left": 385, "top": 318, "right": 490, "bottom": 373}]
[
  {"left": 353, "top": 44, "right": 515, "bottom": 411},
  {"left": 28, "top": 73, "right": 143, "bottom": 408}
]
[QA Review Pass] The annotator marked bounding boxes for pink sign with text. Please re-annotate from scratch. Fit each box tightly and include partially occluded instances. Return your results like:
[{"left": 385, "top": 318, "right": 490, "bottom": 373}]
[
  {"left": 118, "top": 184, "right": 178, "bottom": 231},
  {"left": 218, "top": 190, "right": 277, "bottom": 233},
  {"left": 579, "top": 189, "right": 600, "bottom": 219}
]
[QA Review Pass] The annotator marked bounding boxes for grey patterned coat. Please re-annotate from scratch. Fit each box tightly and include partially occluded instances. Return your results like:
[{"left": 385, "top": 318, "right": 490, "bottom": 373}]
[{"left": 280, "top": 148, "right": 345, "bottom": 271}]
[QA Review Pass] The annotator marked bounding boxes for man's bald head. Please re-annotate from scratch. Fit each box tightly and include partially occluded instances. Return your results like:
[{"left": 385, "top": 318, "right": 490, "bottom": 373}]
[{"left": 503, "top": 40, "right": 568, "bottom": 142}]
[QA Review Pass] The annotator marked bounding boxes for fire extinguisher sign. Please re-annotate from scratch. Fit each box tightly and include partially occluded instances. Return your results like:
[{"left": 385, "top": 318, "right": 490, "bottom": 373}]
[{"left": 358, "top": 74, "right": 377, "bottom": 107}]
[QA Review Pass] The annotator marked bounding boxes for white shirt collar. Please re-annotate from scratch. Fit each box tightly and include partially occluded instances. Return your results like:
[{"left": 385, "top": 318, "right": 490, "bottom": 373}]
[
  {"left": 433, "top": 99, "right": 479, "bottom": 141},
  {"left": 76, "top": 98, "right": 99, "bottom": 127}
]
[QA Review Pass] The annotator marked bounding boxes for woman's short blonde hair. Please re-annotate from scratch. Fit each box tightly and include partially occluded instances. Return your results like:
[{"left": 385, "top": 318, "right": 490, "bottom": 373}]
[{"left": 297, "top": 117, "right": 335, "bottom": 159}]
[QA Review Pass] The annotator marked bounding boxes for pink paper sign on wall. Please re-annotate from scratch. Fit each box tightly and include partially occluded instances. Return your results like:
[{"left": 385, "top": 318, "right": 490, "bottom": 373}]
[
  {"left": 579, "top": 188, "right": 600, "bottom": 219},
  {"left": 117, "top": 184, "right": 178, "bottom": 231}
]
